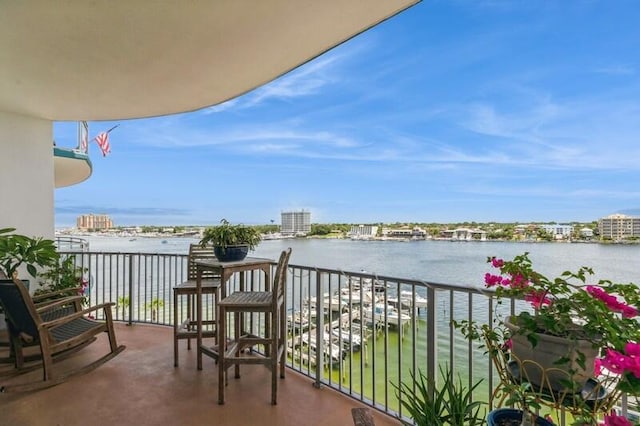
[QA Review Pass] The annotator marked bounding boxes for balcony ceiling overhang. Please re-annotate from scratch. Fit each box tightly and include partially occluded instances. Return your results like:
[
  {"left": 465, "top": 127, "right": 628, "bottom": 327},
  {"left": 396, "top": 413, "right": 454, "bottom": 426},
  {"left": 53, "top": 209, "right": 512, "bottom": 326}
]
[{"left": 0, "top": 1, "right": 418, "bottom": 121}]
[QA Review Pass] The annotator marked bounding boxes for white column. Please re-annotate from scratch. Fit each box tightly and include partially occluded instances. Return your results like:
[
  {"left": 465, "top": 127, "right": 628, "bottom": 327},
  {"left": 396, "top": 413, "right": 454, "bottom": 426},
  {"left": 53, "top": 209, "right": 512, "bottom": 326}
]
[{"left": 0, "top": 110, "right": 54, "bottom": 239}]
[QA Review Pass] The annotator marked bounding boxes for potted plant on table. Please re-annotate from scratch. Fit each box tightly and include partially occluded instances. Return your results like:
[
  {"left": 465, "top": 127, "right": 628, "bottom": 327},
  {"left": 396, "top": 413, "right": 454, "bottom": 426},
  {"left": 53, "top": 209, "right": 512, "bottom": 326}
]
[
  {"left": 456, "top": 252, "right": 640, "bottom": 425},
  {"left": 199, "top": 219, "right": 261, "bottom": 262}
]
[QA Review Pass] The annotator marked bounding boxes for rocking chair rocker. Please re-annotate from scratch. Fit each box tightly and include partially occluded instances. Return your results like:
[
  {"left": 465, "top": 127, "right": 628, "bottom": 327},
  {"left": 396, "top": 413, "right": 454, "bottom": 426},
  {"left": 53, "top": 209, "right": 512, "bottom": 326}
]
[{"left": 0, "top": 278, "right": 125, "bottom": 392}]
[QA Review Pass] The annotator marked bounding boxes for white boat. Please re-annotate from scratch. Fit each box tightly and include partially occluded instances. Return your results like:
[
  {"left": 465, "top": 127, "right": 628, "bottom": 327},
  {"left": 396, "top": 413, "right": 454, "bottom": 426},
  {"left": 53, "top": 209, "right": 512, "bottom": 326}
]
[
  {"left": 287, "top": 310, "right": 311, "bottom": 332},
  {"left": 347, "top": 275, "right": 388, "bottom": 294},
  {"left": 299, "top": 331, "right": 345, "bottom": 366},
  {"left": 401, "top": 290, "right": 428, "bottom": 309},
  {"left": 306, "top": 295, "right": 348, "bottom": 313},
  {"left": 328, "top": 324, "right": 363, "bottom": 351},
  {"left": 388, "top": 290, "right": 428, "bottom": 311},
  {"left": 361, "top": 303, "right": 411, "bottom": 328},
  {"left": 335, "top": 287, "right": 374, "bottom": 307}
]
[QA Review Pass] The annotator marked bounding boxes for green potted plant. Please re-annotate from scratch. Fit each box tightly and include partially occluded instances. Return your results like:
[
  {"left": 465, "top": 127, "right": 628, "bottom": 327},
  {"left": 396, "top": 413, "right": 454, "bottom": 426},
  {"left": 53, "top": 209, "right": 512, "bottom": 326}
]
[
  {"left": 392, "top": 364, "right": 486, "bottom": 426},
  {"left": 199, "top": 219, "right": 262, "bottom": 262},
  {"left": 34, "top": 255, "right": 89, "bottom": 305},
  {"left": 0, "top": 227, "right": 59, "bottom": 281},
  {"left": 486, "top": 383, "right": 554, "bottom": 426},
  {"left": 456, "top": 253, "right": 640, "bottom": 425}
]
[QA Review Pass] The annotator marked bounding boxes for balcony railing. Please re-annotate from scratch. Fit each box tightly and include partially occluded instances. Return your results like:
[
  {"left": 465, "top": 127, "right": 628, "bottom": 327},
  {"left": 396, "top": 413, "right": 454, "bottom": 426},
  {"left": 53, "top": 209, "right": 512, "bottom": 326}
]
[{"left": 57, "top": 250, "right": 628, "bottom": 424}]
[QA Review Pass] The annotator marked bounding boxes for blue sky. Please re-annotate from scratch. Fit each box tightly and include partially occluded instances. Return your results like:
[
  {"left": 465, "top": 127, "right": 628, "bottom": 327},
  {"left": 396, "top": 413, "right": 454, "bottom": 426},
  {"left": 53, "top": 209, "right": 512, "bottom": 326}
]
[{"left": 54, "top": 1, "right": 640, "bottom": 227}]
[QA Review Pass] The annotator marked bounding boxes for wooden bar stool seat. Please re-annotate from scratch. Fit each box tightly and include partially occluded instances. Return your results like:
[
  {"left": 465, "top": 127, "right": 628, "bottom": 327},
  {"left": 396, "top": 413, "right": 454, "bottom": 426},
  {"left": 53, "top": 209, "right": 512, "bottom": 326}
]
[{"left": 217, "top": 248, "right": 291, "bottom": 405}]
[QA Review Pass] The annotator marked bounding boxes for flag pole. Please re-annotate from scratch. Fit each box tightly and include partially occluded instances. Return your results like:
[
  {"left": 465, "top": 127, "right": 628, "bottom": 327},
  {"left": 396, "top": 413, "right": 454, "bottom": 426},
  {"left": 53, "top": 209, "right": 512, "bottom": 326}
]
[{"left": 105, "top": 124, "right": 120, "bottom": 134}]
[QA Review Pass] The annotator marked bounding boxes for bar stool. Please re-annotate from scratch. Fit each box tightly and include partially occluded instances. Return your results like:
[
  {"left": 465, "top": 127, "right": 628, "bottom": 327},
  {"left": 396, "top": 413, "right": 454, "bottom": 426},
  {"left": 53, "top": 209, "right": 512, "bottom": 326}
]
[
  {"left": 173, "top": 244, "right": 221, "bottom": 367},
  {"left": 216, "top": 248, "right": 291, "bottom": 405}
]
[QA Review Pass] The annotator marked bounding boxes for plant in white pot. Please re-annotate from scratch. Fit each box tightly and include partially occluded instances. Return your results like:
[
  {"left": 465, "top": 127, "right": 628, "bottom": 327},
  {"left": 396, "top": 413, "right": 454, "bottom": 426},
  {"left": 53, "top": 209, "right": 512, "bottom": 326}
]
[
  {"left": 199, "top": 219, "right": 262, "bottom": 262},
  {"left": 457, "top": 253, "right": 640, "bottom": 425}
]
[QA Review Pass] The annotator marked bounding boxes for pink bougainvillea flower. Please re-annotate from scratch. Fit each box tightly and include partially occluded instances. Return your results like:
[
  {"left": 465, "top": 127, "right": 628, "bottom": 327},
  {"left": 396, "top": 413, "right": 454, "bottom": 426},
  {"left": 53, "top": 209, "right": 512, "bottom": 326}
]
[
  {"left": 622, "top": 305, "right": 639, "bottom": 318},
  {"left": 594, "top": 358, "right": 603, "bottom": 376},
  {"left": 601, "top": 348, "right": 631, "bottom": 374},
  {"left": 525, "top": 289, "right": 551, "bottom": 309},
  {"left": 625, "top": 342, "right": 640, "bottom": 357},
  {"left": 603, "top": 411, "right": 633, "bottom": 426},
  {"left": 484, "top": 273, "right": 504, "bottom": 287},
  {"left": 491, "top": 257, "right": 504, "bottom": 268},
  {"left": 586, "top": 286, "right": 638, "bottom": 318},
  {"left": 509, "top": 273, "right": 529, "bottom": 290},
  {"left": 501, "top": 338, "right": 513, "bottom": 351}
]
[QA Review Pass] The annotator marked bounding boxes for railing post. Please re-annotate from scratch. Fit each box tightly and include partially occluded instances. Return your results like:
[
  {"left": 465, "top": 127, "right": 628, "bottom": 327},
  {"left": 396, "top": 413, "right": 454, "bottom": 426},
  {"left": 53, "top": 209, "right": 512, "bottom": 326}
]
[
  {"left": 314, "top": 270, "right": 323, "bottom": 389},
  {"left": 127, "top": 254, "right": 133, "bottom": 326},
  {"left": 426, "top": 284, "right": 436, "bottom": 399}
]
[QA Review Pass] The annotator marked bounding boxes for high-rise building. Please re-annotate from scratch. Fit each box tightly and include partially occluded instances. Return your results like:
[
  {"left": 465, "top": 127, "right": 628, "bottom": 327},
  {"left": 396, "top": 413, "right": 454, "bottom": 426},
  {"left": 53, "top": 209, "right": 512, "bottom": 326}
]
[
  {"left": 281, "top": 210, "right": 311, "bottom": 236},
  {"left": 77, "top": 214, "right": 113, "bottom": 230},
  {"left": 598, "top": 214, "right": 640, "bottom": 240}
]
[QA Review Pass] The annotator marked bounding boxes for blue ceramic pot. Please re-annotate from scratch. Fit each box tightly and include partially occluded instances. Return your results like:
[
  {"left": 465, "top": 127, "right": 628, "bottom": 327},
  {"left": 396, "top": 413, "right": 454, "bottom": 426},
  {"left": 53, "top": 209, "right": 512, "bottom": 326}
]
[
  {"left": 487, "top": 408, "right": 554, "bottom": 426},
  {"left": 214, "top": 245, "right": 249, "bottom": 262}
]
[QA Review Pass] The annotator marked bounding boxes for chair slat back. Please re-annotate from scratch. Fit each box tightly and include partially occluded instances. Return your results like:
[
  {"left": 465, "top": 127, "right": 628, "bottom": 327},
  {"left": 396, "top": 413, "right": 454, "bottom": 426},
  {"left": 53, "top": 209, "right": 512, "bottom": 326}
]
[
  {"left": 187, "top": 244, "right": 217, "bottom": 280},
  {"left": 272, "top": 248, "right": 292, "bottom": 307},
  {"left": 0, "top": 279, "right": 41, "bottom": 339}
]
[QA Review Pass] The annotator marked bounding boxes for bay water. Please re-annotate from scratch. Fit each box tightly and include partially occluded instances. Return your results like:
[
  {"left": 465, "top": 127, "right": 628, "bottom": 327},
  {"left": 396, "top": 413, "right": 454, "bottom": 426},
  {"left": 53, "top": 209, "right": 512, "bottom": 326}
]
[{"left": 81, "top": 235, "right": 640, "bottom": 286}]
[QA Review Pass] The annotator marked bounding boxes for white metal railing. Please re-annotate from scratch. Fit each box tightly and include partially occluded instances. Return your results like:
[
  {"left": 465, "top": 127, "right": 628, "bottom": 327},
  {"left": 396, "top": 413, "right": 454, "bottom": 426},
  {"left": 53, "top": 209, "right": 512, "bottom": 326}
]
[{"left": 58, "top": 250, "right": 627, "bottom": 425}]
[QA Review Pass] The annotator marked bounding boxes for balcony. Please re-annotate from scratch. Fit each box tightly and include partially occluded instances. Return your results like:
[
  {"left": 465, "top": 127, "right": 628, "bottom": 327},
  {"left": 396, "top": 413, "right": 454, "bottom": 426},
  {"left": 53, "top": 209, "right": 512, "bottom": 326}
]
[
  {"left": 2, "top": 323, "right": 397, "bottom": 426},
  {"left": 2, "top": 249, "right": 634, "bottom": 425}
]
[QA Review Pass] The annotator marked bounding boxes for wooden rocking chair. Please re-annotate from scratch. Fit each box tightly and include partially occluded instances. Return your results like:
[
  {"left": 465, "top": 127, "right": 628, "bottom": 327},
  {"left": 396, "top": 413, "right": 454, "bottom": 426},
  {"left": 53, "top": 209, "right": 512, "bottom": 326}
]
[
  {"left": 0, "top": 285, "right": 85, "bottom": 369},
  {"left": 0, "top": 278, "right": 125, "bottom": 392}
]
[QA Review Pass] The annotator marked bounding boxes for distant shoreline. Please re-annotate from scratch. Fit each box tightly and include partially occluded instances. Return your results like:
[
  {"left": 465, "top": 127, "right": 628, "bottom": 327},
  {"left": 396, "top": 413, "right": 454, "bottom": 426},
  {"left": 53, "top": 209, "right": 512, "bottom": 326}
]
[{"left": 56, "top": 231, "right": 640, "bottom": 245}]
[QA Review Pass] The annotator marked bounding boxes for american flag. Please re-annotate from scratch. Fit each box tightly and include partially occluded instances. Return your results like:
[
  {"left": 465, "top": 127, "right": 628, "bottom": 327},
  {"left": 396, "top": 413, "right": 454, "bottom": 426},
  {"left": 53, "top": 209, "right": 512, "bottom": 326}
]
[
  {"left": 80, "top": 121, "right": 89, "bottom": 153},
  {"left": 95, "top": 132, "right": 110, "bottom": 157}
]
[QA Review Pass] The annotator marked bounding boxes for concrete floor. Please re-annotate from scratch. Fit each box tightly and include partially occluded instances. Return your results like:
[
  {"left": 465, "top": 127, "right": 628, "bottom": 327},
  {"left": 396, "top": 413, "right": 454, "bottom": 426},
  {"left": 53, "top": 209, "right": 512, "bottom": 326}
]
[{"left": 1, "top": 323, "right": 399, "bottom": 426}]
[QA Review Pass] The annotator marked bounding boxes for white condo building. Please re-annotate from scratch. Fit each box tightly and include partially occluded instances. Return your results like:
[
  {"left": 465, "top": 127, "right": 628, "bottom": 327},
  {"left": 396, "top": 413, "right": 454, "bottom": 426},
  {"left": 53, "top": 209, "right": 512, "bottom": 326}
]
[
  {"left": 598, "top": 214, "right": 640, "bottom": 240},
  {"left": 539, "top": 224, "right": 574, "bottom": 240},
  {"left": 281, "top": 210, "right": 311, "bottom": 236},
  {"left": 348, "top": 224, "right": 379, "bottom": 240}
]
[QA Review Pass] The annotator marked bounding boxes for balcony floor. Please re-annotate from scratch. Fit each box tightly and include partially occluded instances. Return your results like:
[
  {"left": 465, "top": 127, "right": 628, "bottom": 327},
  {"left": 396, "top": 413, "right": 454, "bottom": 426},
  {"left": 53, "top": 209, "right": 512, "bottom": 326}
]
[{"left": 1, "top": 323, "right": 399, "bottom": 426}]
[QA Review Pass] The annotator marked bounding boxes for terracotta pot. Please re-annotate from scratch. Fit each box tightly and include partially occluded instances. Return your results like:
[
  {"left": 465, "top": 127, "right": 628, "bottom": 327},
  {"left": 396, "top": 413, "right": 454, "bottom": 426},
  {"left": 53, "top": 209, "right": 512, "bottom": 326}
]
[{"left": 505, "top": 316, "right": 598, "bottom": 393}]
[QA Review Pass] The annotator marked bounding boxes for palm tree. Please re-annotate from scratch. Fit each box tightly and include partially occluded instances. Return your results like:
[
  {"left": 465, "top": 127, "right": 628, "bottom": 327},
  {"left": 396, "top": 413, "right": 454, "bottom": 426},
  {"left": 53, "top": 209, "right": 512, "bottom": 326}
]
[{"left": 146, "top": 298, "right": 164, "bottom": 322}]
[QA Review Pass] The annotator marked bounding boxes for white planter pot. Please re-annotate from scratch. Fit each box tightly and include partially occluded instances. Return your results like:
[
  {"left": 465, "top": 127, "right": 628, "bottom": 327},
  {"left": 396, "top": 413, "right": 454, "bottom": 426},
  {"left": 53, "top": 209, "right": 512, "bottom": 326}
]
[{"left": 505, "top": 315, "right": 598, "bottom": 393}]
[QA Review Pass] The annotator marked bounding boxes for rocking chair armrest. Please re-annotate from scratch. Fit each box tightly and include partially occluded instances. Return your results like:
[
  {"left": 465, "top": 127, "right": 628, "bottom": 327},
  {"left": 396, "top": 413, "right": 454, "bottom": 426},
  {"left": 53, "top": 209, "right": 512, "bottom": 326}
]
[
  {"left": 32, "top": 287, "right": 83, "bottom": 303},
  {"left": 36, "top": 295, "right": 84, "bottom": 313},
  {"left": 40, "top": 302, "right": 116, "bottom": 330}
]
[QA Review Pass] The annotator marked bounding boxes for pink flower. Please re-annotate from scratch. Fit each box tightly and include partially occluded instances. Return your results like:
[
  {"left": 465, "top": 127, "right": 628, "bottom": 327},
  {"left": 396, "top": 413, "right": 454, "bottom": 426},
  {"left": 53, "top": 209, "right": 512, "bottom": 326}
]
[
  {"left": 622, "top": 305, "right": 638, "bottom": 319},
  {"left": 625, "top": 342, "right": 640, "bottom": 357},
  {"left": 525, "top": 289, "right": 551, "bottom": 309},
  {"left": 603, "top": 411, "right": 633, "bottom": 426},
  {"left": 491, "top": 258, "right": 504, "bottom": 268},
  {"left": 501, "top": 338, "right": 513, "bottom": 351},
  {"left": 484, "top": 273, "right": 504, "bottom": 287},
  {"left": 594, "top": 358, "right": 603, "bottom": 376},
  {"left": 509, "top": 273, "right": 529, "bottom": 290},
  {"left": 601, "top": 348, "right": 631, "bottom": 374},
  {"left": 586, "top": 286, "right": 638, "bottom": 318}
]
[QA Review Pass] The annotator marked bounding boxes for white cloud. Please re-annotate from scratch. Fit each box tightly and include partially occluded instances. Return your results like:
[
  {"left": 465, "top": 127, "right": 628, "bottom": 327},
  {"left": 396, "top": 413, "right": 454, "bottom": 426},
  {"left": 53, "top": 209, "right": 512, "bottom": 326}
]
[{"left": 201, "top": 99, "right": 240, "bottom": 114}]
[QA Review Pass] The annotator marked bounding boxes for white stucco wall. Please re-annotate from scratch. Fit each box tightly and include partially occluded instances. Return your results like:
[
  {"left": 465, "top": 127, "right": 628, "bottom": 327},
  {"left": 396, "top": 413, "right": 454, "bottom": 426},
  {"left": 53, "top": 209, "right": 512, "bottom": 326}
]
[{"left": 0, "top": 111, "right": 54, "bottom": 239}]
